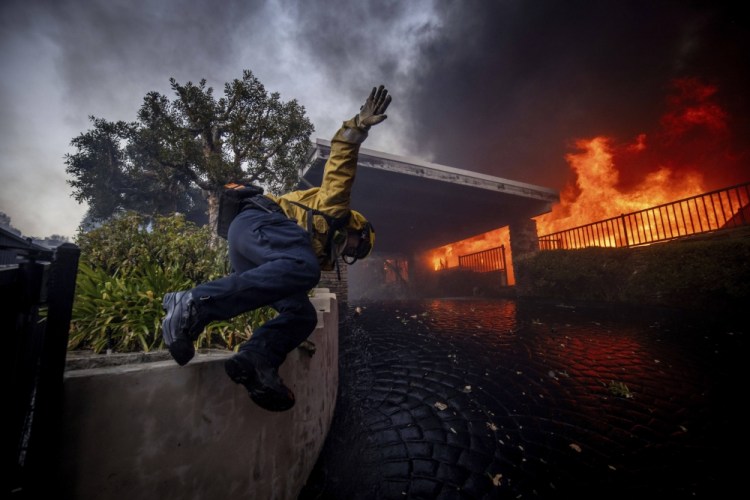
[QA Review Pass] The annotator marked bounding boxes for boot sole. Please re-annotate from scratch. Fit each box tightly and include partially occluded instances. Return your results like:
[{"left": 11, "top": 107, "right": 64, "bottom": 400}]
[
  {"left": 225, "top": 356, "right": 295, "bottom": 412},
  {"left": 161, "top": 293, "right": 195, "bottom": 366}
]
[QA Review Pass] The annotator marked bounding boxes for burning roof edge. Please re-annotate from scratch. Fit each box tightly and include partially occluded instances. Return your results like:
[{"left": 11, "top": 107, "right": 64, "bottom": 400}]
[{"left": 303, "top": 139, "right": 559, "bottom": 204}]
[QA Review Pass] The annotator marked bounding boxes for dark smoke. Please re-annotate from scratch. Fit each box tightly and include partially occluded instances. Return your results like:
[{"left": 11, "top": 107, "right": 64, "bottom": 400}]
[
  {"left": 295, "top": 0, "right": 749, "bottom": 190},
  {"left": 2, "top": 0, "right": 747, "bottom": 241},
  {"left": 16, "top": 0, "right": 259, "bottom": 114},
  {"left": 412, "top": 1, "right": 749, "bottom": 189}
]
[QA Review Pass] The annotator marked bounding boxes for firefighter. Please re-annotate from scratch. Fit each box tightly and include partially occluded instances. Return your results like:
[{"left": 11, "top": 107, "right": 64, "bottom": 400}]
[{"left": 161, "top": 85, "right": 391, "bottom": 412}]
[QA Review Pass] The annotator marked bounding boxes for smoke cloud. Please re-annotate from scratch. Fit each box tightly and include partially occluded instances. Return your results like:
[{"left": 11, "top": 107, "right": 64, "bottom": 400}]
[
  {"left": 392, "top": 1, "right": 749, "bottom": 190},
  {"left": 1, "top": 0, "right": 747, "bottom": 238}
]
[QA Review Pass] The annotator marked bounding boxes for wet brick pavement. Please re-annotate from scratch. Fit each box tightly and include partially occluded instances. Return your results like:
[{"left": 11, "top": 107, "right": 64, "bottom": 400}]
[{"left": 299, "top": 298, "right": 746, "bottom": 499}]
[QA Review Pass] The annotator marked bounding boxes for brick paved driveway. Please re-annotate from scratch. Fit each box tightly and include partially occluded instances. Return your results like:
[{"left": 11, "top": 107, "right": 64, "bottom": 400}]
[{"left": 300, "top": 298, "right": 745, "bottom": 499}]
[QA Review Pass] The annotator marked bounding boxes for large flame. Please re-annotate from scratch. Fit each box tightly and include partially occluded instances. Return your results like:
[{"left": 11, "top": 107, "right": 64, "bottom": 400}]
[
  {"left": 534, "top": 136, "right": 705, "bottom": 235},
  {"left": 423, "top": 77, "right": 743, "bottom": 282},
  {"left": 536, "top": 77, "right": 738, "bottom": 237}
]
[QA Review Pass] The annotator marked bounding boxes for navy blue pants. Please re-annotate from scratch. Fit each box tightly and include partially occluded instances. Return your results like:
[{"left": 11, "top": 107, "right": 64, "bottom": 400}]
[{"left": 191, "top": 201, "right": 321, "bottom": 367}]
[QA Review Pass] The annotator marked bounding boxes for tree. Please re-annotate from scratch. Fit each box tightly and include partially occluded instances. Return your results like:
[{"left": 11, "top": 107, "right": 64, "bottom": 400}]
[{"left": 65, "top": 70, "right": 314, "bottom": 232}]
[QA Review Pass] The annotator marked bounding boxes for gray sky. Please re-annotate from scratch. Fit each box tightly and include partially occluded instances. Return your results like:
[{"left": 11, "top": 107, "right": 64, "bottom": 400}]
[{"left": 1, "top": 0, "right": 747, "bottom": 238}]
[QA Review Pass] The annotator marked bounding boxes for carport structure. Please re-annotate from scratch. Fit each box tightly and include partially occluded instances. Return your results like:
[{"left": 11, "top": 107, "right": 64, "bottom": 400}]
[{"left": 300, "top": 139, "right": 559, "bottom": 255}]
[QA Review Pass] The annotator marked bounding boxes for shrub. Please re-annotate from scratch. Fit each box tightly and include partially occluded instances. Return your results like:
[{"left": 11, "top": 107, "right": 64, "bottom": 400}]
[
  {"left": 514, "top": 234, "right": 750, "bottom": 314},
  {"left": 70, "top": 212, "right": 275, "bottom": 353},
  {"left": 75, "top": 212, "right": 229, "bottom": 282}
]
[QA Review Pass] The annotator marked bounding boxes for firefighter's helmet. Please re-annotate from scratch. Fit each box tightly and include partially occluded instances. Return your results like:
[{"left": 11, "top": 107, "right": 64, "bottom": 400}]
[{"left": 342, "top": 210, "right": 374, "bottom": 264}]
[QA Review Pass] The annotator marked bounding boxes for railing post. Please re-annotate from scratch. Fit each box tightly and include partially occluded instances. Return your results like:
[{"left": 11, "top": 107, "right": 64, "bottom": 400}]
[
  {"left": 620, "top": 214, "right": 630, "bottom": 248},
  {"left": 500, "top": 245, "right": 508, "bottom": 286}
]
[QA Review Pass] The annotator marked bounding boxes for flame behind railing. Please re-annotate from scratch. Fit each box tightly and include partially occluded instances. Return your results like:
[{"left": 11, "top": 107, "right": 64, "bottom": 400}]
[
  {"left": 538, "top": 181, "right": 750, "bottom": 250},
  {"left": 458, "top": 245, "right": 507, "bottom": 273}
]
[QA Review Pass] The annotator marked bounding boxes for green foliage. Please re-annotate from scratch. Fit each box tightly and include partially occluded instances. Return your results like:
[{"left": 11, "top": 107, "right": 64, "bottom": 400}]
[
  {"left": 69, "top": 262, "right": 189, "bottom": 352},
  {"left": 198, "top": 307, "right": 278, "bottom": 352},
  {"left": 70, "top": 212, "right": 275, "bottom": 353},
  {"left": 76, "top": 212, "right": 228, "bottom": 282},
  {"left": 65, "top": 69, "right": 313, "bottom": 230}
]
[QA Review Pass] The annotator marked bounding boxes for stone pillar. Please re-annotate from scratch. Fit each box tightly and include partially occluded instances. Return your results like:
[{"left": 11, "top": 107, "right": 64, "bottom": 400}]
[
  {"left": 508, "top": 219, "right": 539, "bottom": 289},
  {"left": 318, "top": 263, "right": 348, "bottom": 309},
  {"left": 509, "top": 218, "right": 539, "bottom": 258}
]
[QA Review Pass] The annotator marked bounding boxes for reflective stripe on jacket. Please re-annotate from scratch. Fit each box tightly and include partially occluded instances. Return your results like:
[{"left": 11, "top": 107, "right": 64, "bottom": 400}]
[{"left": 266, "top": 117, "right": 368, "bottom": 271}]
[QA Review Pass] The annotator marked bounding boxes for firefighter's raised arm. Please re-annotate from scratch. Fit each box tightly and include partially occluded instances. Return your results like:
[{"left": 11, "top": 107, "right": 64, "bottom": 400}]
[{"left": 317, "top": 85, "right": 392, "bottom": 217}]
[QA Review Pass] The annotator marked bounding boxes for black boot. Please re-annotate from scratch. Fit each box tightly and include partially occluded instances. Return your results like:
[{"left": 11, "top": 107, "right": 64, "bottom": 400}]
[
  {"left": 224, "top": 351, "right": 295, "bottom": 412},
  {"left": 161, "top": 291, "right": 204, "bottom": 366}
]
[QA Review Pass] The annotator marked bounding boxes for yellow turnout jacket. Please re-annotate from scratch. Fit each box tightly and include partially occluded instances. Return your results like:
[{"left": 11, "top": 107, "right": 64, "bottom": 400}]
[{"left": 266, "top": 117, "right": 369, "bottom": 271}]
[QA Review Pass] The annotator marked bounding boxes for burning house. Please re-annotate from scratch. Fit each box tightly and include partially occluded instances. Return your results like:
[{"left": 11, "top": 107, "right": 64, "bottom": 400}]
[
  {"left": 298, "top": 78, "right": 749, "bottom": 303},
  {"left": 298, "top": 141, "right": 559, "bottom": 300}
]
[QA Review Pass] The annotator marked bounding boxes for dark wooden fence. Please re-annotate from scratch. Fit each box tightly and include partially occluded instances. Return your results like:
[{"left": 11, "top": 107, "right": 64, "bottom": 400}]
[{"left": 3, "top": 227, "right": 80, "bottom": 499}]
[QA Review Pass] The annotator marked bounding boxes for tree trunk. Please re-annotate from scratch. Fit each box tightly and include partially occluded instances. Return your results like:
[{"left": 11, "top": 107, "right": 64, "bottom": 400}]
[{"left": 207, "top": 189, "right": 221, "bottom": 242}]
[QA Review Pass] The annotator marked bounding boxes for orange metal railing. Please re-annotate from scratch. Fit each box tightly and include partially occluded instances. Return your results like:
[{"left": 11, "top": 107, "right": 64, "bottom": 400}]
[
  {"left": 458, "top": 245, "right": 507, "bottom": 273},
  {"left": 538, "top": 181, "right": 750, "bottom": 250}
]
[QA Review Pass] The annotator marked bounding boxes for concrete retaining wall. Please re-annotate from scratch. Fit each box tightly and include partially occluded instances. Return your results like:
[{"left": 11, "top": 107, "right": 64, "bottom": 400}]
[{"left": 58, "top": 289, "right": 338, "bottom": 500}]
